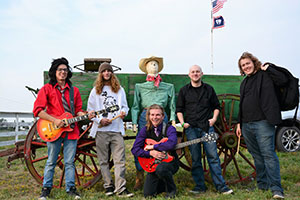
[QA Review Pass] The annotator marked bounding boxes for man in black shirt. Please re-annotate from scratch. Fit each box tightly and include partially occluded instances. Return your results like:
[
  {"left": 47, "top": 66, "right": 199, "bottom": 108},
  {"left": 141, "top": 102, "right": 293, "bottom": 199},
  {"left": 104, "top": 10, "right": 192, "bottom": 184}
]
[{"left": 176, "top": 65, "right": 232, "bottom": 195}]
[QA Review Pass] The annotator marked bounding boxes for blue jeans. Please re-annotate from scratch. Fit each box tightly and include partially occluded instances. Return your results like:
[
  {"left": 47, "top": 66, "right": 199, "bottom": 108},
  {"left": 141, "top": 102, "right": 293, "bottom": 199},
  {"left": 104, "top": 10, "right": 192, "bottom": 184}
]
[
  {"left": 43, "top": 134, "right": 77, "bottom": 191},
  {"left": 134, "top": 109, "right": 169, "bottom": 171},
  {"left": 185, "top": 126, "right": 229, "bottom": 192},
  {"left": 242, "top": 120, "right": 283, "bottom": 193}
]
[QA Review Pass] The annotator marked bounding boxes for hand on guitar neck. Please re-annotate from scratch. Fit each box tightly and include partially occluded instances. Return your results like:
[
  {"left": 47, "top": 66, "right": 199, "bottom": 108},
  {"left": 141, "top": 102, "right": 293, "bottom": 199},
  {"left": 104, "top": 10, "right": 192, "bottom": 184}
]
[
  {"left": 37, "top": 105, "right": 120, "bottom": 142},
  {"left": 39, "top": 110, "right": 95, "bottom": 129}
]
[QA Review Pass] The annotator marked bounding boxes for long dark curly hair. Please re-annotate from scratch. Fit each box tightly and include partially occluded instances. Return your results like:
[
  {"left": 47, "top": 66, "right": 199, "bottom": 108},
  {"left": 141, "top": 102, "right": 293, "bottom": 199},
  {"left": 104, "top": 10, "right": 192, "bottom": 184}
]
[{"left": 48, "top": 57, "right": 73, "bottom": 86}]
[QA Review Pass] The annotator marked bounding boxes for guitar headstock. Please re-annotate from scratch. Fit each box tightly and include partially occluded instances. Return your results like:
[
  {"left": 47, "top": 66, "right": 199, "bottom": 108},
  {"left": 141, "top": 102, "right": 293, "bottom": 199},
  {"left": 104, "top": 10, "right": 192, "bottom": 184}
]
[
  {"left": 106, "top": 105, "right": 120, "bottom": 113},
  {"left": 203, "top": 132, "right": 219, "bottom": 143}
]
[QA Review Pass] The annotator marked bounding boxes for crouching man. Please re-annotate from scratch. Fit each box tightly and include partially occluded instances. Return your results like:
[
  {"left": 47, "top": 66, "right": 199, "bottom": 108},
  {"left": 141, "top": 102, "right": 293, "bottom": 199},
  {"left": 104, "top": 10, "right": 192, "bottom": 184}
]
[{"left": 131, "top": 104, "right": 179, "bottom": 198}]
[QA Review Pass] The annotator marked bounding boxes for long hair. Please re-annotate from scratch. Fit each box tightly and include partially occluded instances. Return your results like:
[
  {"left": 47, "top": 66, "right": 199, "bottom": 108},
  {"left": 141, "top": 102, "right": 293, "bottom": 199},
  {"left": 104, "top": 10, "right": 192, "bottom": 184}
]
[
  {"left": 145, "top": 104, "right": 165, "bottom": 131},
  {"left": 94, "top": 72, "right": 121, "bottom": 94},
  {"left": 238, "top": 52, "right": 262, "bottom": 76},
  {"left": 48, "top": 57, "right": 72, "bottom": 86}
]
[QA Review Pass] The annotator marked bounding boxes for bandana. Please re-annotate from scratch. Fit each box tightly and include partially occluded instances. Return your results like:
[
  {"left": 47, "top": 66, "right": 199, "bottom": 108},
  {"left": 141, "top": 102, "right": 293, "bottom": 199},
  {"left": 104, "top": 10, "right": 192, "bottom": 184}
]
[{"left": 146, "top": 74, "right": 162, "bottom": 88}]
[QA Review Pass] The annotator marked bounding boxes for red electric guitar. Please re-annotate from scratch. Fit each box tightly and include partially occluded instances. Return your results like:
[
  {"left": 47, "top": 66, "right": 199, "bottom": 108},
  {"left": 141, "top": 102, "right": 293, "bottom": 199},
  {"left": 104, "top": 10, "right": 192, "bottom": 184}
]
[
  {"left": 37, "top": 105, "right": 119, "bottom": 142},
  {"left": 138, "top": 132, "right": 218, "bottom": 172}
]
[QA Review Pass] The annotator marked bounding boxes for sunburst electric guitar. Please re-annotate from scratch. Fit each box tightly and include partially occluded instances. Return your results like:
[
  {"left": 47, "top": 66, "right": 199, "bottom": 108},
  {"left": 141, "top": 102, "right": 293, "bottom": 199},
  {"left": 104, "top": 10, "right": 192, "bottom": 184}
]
[
  {"left": 138, "top": 132, "right": 218, "bottom": 172},
  {"left": 37, "top": 105, "right": 119, "bottom": 142}
]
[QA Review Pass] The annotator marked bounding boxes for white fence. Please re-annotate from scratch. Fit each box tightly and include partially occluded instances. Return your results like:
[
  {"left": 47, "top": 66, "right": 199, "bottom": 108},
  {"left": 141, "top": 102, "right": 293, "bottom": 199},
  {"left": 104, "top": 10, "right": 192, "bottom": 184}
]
[{"left": 0, "top": 111, "right": 35, "bottom": 147}]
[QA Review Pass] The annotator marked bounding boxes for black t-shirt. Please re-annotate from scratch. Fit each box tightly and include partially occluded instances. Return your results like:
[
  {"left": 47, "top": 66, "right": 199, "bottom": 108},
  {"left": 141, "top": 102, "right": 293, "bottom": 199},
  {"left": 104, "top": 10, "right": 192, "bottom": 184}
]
[
  {"left": 241, "top": 72, "right": 266, "bottom": 122},
  {"left": 176, "top": 82, "right": 220, "bottom": 132}
]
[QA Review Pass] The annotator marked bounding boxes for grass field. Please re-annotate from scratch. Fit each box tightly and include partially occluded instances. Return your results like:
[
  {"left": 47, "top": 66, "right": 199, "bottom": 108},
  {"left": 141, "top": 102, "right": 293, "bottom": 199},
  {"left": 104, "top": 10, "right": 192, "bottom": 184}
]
[{"left": 0, "top": 131, "right": 300, "bottom": 200}]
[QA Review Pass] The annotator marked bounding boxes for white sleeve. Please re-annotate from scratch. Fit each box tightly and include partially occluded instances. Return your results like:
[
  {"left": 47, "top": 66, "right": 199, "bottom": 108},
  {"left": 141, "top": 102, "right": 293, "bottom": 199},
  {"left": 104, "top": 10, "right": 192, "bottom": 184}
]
[
  {"left": 120, "top": 87, "right": 129, "bottom": 116},
  {"left": 87, "top": 88, "right": 101, "bottom": 124}
]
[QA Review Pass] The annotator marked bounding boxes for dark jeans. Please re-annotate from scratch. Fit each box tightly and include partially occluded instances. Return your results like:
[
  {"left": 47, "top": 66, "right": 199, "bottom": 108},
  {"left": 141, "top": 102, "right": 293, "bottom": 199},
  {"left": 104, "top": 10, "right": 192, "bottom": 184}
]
[
  {"left": 134, "top": 109, "right": 169, "bottom": 171},
  {"left": 242, "top": 120, "right": 283, "bottom": 193},
  {"left": 144, "top": 160, "right": 179, "bottom": 197},
  {"left": 185, "top": 126, "right": 229, "bottom": 192}
]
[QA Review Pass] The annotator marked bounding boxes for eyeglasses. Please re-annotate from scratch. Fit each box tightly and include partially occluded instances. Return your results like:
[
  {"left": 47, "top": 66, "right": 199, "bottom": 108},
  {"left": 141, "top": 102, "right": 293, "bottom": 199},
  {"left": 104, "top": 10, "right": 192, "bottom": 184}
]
[{"left": 57, "top": 68, "right": 68, "bottom": 72}]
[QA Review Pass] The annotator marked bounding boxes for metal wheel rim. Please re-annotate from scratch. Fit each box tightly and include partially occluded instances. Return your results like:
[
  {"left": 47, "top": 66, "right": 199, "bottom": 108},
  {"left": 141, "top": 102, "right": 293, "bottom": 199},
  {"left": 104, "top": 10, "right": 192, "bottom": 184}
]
[{"left": 282, "top": 128, "right": 300, "bottom": 152}]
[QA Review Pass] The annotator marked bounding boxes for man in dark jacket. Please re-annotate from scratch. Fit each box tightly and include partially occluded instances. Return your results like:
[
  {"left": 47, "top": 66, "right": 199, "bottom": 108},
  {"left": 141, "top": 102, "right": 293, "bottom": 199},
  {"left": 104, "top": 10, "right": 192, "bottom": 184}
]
[{"left": 236, "top": 52, "right": 286, "bottom": 199}]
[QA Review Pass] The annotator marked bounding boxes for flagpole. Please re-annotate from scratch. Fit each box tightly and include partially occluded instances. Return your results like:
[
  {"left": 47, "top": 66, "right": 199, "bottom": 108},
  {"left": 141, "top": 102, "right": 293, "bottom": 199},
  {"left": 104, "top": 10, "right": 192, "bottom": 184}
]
[{"left": 211, "top": 3, "right": 214, "bottom": 72}]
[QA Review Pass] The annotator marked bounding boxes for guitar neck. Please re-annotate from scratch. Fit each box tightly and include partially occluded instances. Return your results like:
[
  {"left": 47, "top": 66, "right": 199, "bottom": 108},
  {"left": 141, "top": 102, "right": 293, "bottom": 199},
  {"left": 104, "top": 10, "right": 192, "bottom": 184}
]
[
  {"left": 66, "top": 113, "right": 89, "bottom": 124},
  {"left": 66, "top": 109, "right": 107, "bottom": 124},
  {"left": 175, "top": 138, "right": 205, "bottom": 150},
  {"left": 174, "top": 133, "right": 218, "bottom": 150}
]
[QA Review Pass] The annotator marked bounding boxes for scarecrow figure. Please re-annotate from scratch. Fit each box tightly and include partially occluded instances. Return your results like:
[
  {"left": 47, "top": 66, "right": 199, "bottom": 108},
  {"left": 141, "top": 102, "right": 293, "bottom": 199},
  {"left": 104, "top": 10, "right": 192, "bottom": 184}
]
[{"left": 131, "top": 56, "right": 176, "bottom": 190}]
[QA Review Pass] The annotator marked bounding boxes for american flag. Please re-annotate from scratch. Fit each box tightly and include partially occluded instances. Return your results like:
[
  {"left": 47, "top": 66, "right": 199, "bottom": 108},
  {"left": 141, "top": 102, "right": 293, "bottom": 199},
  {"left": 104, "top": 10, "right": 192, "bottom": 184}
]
[{"left": 212, "top": 0, "right": 227, "bottom": 14}]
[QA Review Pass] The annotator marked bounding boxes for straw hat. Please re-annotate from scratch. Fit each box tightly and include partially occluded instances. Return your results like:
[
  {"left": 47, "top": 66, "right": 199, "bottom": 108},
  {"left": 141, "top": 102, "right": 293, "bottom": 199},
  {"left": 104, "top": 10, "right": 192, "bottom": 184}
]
[{"left": 139, "top": 56, "right": 163, "bottom": 74}]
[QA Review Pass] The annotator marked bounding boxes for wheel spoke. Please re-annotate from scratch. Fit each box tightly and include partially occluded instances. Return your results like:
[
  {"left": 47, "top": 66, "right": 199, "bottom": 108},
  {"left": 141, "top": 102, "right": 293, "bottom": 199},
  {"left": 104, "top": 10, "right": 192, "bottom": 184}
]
[
  {"left": 31, "top": 141, "right": 47, "bottom": 147},
  {"left": 228, "top": 100, "right": 235, "bottom": 129},
  {"left": 202, "top": 146, "right": 208, "bottom": 171},
  {"left": 77, "top": 150, "right": 97, "bottom": 158},
  {"left": 77, "top": 140, "right": 95, "bottom": 148},
  {"left": 220, "top": 101, "right": 229, "bottom": 131},
  {"left": 75, "top": 167, "right": 81, "bottom": 186},
  {"left": 32, "top": 155, "right": 48, "bottom": 163},
  {"left": 230, "top": 149, "right": 242, "bottom": 180},
  {"left": 239, "top": 151, "right": 256, "bottom": 170},
  {"left": 75, "top": 156, "right": 98, "bottom": 176},
  {"left": 222, "top": 149, "right": 229, "bottom": 177},
  {"left": 59, "top": 166, "right": 65, "bottom": 188}
]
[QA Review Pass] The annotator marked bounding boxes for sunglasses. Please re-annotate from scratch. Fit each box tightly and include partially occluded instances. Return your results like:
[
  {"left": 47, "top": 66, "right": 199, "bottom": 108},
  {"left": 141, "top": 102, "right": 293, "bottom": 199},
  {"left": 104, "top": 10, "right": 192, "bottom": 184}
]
[{"left": 57, "top": 68, "right": 68, "bottom": 72}]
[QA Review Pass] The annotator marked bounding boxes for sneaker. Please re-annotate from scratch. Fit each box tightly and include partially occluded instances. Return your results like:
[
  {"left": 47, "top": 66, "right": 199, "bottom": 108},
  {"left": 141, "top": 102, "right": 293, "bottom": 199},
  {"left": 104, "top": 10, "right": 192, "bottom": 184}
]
[
  {"left": 105, "top": 187, "right": 115, "bottom": 196},
  {"left": 38, "top": 187, "right": 51, "bottom": 200},
  {"left": 189, "top": 188, "right": 206, "bottom": 194},
  {"left": 222, "top": 189, "right": 234, "bottom": 195},
  {"left": 165, "top": 190, "right": 176, "bottom": 199},
  {"left": 272, "top": 191, "right": 284, "bottom": 199},
  {"left": 117, "top": 188, "right": 134, "bottom": 198},
  {"left": 67, "top": 186, "right": 81, "bottom": 199}
]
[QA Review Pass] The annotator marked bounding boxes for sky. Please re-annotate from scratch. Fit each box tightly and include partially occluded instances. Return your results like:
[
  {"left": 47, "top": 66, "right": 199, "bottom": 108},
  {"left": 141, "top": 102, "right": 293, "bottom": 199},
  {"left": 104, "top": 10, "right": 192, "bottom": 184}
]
[{"left": 0, "top": 0, "right": 300, "bottom": 113}]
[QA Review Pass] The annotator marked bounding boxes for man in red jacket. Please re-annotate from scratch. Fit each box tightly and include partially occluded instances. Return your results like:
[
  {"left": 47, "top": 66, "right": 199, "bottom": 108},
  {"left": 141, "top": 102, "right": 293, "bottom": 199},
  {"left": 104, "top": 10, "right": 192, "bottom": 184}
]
[{"left": 33, "top": 57, "right": 93, "bottom": 200}]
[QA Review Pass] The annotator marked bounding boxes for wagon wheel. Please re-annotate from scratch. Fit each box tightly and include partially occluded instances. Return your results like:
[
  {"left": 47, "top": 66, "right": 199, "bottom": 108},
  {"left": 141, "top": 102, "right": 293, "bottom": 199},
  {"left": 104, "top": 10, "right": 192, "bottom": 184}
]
[
  {"left": 181, "top": 94, "right": 256, "bottom": 185},
  {"left": 24, "top": 121, "right": 105, "bottom": 188}
]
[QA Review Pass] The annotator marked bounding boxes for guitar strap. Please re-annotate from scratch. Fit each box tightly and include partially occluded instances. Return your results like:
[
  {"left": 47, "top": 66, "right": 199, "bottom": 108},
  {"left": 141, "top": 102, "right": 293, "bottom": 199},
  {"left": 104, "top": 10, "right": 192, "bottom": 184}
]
[
  {"left": 69, "top": 86, "right": 75, "bottom": 116},
  {"left": 161, "top": 122, "right": 167, "bottom": 137},
  {"left": 161, "top": 122, "right": 178, "bottom": 160}
]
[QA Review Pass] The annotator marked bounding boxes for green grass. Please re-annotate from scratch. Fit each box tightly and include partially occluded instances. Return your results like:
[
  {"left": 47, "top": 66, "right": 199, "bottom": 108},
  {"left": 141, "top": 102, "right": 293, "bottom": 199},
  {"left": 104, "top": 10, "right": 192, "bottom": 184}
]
[
  {"left": 0, "top": 130, "right": 300, "bottom": 200},
  {"left": 0, "top": 135, "right": 26, "bottom": 142}
]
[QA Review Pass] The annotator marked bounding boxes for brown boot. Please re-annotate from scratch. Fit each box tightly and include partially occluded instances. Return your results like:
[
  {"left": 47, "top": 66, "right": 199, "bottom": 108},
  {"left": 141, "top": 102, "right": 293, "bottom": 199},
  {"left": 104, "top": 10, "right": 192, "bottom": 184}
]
[{"left": 133, "top": 170, "right": 144, "bottom": 190}]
